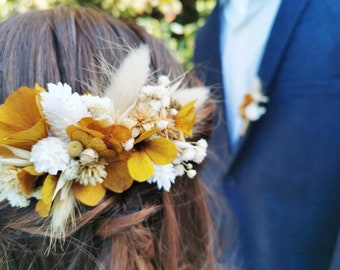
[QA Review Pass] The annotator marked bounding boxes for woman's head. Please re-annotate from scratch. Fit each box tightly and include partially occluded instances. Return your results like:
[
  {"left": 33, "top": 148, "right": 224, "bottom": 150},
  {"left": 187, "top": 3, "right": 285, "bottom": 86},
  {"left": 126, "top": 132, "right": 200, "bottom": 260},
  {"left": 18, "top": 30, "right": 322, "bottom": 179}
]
[
  {"left": 0, "top": 6, "right": 219, "bottom": 270},
  {"left": 0, "top": 5, "right": 183, "bottom": 101}
]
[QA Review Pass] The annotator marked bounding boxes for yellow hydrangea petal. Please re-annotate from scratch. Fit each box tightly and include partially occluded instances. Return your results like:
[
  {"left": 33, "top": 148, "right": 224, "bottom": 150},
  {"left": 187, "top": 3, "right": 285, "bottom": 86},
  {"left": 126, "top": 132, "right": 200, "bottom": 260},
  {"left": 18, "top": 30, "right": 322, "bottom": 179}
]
[
  {"left": 134, "top": 128, "right": 160, "bottom": 144},
  {"left": 72, "top": 182, "right": 106, "bottom": 206},
  {"left": 17, "top": 166, "right": 43, "bottom": 195},
  {"left": 104, "top": 125, "right": 132, "bottom": 152},
  {"left": 67, "top": 124, "right": 110, "bottom": 154},
  {"left": 174, "top": 100, "right": 196, "bottom": 137},
  {"left": 77, "top": 117, "right": 105, "bottom": 138},
  {"left": 0, "top": 118, "right": 48, "bottom": 150},
  {"left": 67, "top": 125, "right": 92, "bottom": 145},
  {"left": 0, "top": 87, "right": 45, "bottom": 137},
  {"left": 104, "top": 159, "right": 134, "bottom": 193},
  {"left": 35, "top": 174, "right": 58, "bottom": 217},
  {"left": 77, "top": 118, "right": 132, "bottom": 153},
  {"left": 127, "top": 150, "right": 154, "bottom": 182},
  {"left": 145, "top": 138, "right": 178, "bottom": 165}
]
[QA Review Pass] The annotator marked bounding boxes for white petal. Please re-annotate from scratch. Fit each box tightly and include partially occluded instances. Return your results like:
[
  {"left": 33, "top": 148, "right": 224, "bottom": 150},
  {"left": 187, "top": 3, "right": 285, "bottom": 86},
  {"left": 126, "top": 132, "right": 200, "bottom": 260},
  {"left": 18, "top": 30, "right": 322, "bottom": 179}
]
[
  {"left": 30, "top": 137, "right": 70, "bottom": 175},
  {"left": 0, "top": 157, "right": 32, "bottom": 167},
  {"left": 1, "top": 145, "right": 31, "bottom": 159},
  {"left": 41, "top": 83, "right": 90, "bottom": 141},
  {"left": 148, "top": 164, "right": 176, "bottom": 192}
]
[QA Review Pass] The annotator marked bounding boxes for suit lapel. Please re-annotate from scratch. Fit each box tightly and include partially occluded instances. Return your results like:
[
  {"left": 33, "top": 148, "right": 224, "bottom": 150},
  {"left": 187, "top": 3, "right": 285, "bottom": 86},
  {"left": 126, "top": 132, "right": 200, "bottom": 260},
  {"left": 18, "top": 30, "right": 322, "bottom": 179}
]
[
  {"left": 224, "top": 0, "right": 311, "bottom": 175},
  {"left": 258, "top": 0, "right": 311, "bottom": 91}
]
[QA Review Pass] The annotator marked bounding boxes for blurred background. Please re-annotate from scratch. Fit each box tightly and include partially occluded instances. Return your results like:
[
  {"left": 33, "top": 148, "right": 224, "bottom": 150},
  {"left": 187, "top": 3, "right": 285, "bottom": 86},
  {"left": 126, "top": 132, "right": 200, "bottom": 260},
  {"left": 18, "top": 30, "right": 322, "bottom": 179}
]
[{"left": 0, "top": 0, "right": 216, "bottom": 69}]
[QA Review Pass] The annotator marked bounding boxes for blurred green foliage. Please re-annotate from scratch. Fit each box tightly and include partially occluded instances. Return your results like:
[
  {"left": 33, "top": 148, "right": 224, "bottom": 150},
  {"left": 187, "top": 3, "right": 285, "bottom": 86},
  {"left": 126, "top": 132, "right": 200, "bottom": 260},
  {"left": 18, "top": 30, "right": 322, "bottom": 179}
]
[{"left": 0, "top": 0, "right": 216, "bottom": 69}]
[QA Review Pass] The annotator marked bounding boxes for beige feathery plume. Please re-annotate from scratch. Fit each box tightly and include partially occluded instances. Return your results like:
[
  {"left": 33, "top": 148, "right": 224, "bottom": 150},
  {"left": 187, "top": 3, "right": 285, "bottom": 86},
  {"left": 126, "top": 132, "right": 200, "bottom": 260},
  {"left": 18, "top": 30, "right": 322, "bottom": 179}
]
[
  {"left": 103, "top": 45, "right": 151, "bottom": 120},
  {"left": 48, "top": 181, "right": 76, "bottom": 244},
  {"left": 172, "top": 86, "right": 210, "bottom": 109}
]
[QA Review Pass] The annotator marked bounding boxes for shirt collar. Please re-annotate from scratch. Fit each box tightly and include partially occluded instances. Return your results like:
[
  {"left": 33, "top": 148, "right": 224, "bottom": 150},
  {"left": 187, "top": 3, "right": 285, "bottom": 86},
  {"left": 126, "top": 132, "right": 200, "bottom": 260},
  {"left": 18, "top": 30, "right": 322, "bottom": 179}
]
[{"left": 223, "top": 0, "right": 268, "bottom": 28}]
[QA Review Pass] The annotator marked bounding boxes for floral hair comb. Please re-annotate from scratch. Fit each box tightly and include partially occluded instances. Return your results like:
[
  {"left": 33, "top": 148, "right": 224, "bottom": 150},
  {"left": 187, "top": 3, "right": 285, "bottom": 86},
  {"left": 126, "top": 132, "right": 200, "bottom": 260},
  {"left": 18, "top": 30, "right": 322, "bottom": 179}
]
[{"left": 0, "top": 45, "right": 209, "bottom": 237}]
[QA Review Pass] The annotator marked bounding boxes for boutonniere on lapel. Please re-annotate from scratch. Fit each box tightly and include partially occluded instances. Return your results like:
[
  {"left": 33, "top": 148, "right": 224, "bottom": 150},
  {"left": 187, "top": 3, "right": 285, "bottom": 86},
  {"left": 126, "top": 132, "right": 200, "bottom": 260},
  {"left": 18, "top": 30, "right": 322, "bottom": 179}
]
[{"left": 239, "top": 77, "right": 269, "bottom": 135}]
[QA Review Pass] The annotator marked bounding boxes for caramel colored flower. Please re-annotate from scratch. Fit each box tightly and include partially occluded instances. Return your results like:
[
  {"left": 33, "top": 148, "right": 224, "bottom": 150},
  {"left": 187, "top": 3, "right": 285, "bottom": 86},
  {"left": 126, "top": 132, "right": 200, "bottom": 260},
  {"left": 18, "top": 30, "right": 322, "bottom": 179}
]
[
  {"left": 0, "top": 86, "right": 48, "bottom": 152},
  {"left": 67, "top": 125, "right": 134, "bottom": 195},
  {"left": 76, "top": 117, "right": 132, "bottom": 153}
]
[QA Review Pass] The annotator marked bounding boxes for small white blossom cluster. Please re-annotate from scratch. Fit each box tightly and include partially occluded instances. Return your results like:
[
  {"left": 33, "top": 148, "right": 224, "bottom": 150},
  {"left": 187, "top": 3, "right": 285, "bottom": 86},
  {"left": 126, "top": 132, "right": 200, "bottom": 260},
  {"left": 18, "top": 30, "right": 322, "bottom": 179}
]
[
  {"left": 81, "top": 95, "right": 115, "bottom": 125},
  {"left": 171, "top": 138, "right": 208, "bottom": 180},
  {"left": 120, "top": 76, "right": 179, "bottom": 139},
  {"left": 147, "top": 164, "right": 176, "bottom": 192},
  {"left": 139, "top": 75, "right": 171, "bottom": 111},
  {"left": 0, "top": 165, "right": 41, "bottom": 207}
]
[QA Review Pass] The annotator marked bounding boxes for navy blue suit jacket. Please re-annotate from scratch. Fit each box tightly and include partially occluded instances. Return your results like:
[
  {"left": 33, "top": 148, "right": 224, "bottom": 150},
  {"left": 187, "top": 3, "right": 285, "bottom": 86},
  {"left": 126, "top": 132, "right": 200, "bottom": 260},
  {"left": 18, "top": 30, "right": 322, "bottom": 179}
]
[{"left": 194, "top": 0, "right": 340, "bottom": 269}]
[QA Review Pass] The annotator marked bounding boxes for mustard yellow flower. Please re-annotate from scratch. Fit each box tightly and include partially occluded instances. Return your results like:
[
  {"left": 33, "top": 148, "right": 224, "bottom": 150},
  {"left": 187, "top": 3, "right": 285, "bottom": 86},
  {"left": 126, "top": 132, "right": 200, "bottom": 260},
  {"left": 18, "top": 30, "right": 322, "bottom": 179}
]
[
  {"left": 174, "top": 100, "right": 196, "bottom": 137},
  {"left": 127, "top": 128, "right": 178, "bottom": 182}
]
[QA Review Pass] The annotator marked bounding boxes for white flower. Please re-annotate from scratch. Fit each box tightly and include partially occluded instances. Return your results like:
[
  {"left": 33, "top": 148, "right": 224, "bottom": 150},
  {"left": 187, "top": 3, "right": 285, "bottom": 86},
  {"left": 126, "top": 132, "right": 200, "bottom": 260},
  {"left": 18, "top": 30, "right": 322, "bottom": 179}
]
[
  {"left": 81, "top": 94, "right": 114, "bottom": 124},
  {"left": 123, "top": 138, "right": 135, "bottom": 151},
  {"left": 147, "top": 164, "right": 176, "bottom": 192},
  {"left": 240, "top": 77, "right": 269, "bottom": 122},
  {"left": 148, "top": 100, "right": 163, "bottom": 111},
  {"left": 244, "top": 103, "right": 267, "bottom": 121},
  {"left": 186, "top": 169, "right": 197, "bottom": 179},
  {"left": 30, "top": 137, "right": 70, "bottom": 175},
  {"left": 41, "top": 82, "right": 90, "bottom": 140},
  {"left": 170, "top": 108, "right": 178, "bottom": 116},
  {"left": 156, "top": 120, "right": 169, "bottom": 130},
  {"left": 196, "top": 139, "right": 208, "bottom": 149},
  {"left": 250, "top": 77, "right": 269, "bottom": 103},
  {"left": 181, "top": 148, "right": 196, "bottom": 161},
  {"left": 174, "top": 164, "right": 185, "bottom": 176},
  {"left": 193, "top": 148, "right": 207, "bottom": 164},
  {"left": 0, "top": 165, "right": 30, "bottom": 207},
  {"left": 62, "top": 159, "right": 80, "bottom": 180},
  {"left": 77, "top": 163, "right": 107, "bottom": 186}
]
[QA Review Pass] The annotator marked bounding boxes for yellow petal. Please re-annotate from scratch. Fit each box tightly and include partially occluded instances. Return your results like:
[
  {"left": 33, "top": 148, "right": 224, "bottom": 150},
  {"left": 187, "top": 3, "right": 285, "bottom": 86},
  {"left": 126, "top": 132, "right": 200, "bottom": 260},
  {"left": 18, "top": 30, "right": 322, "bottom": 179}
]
[
  {"left": 17, "top": 166, "right": 43, "bottom": 195},
  {"left": 67, "top": 125, "right": 92, "bottom": 145},
  {"left": 77, "top": 117, "right": 105, "bottom": 138},
  {"left": 240, "top": 94, "right": 254, "bottom": 119},
  {"left": 174, "top": 100, "right": 196, "bottom": 137},
  {"left": 34, "top": 83, "right": 47, "bottom": 93},
  {"left": 34, "top": 83, "right": 46, "bottom": 114},
  {"left": 0, "top": 87, "right": 45, "bottom": 137},
  {"left": 35, "top": 174, "right": 58, "bottom": 217},
  {"left": 144, "top": 138, "right": 178, "bottom": 165},
  {"left": 104, "top": 159, "right": 134, "bottom": 193},
  {"left": 77, "top": 118, "right": 132, "bottom": 153},
  {"left": 134, "top": 128, "right": 160, "bottom": 144},
  {"left": 127, "top": 150, "right": 154, "bottom": 182},
  {"left": 0, "top": 118, "right": 48, "bottom": 150},
  {"left": 106, "top": 125, "right": 132, "bottom": 142},
  {"left": 104, "top": 125, "right": 132, "bottom": 152},
  {"left": 0, "top": 146, "right": 14, "bottom": 156},
  {"left": 67, "top": 125, "right": 107, "bottom": 153},
  {"left": 72, "top": 182, "right": 106, "bottom": 206}
]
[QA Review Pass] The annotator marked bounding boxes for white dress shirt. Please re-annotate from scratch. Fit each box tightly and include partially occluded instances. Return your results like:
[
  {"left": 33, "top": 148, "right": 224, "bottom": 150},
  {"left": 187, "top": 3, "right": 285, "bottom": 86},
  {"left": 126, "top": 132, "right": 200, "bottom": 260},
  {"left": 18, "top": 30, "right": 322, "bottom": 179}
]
[{"left": 220, "top": 0, "right": 282, "bottom": 147}]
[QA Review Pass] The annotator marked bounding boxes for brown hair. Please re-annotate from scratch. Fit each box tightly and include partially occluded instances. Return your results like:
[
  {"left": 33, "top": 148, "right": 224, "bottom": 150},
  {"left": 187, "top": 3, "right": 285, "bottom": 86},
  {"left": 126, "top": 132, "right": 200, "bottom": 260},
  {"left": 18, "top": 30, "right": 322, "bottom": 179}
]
[{"left": 0, "top": 6, "right": 222, "bottom": 270}]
